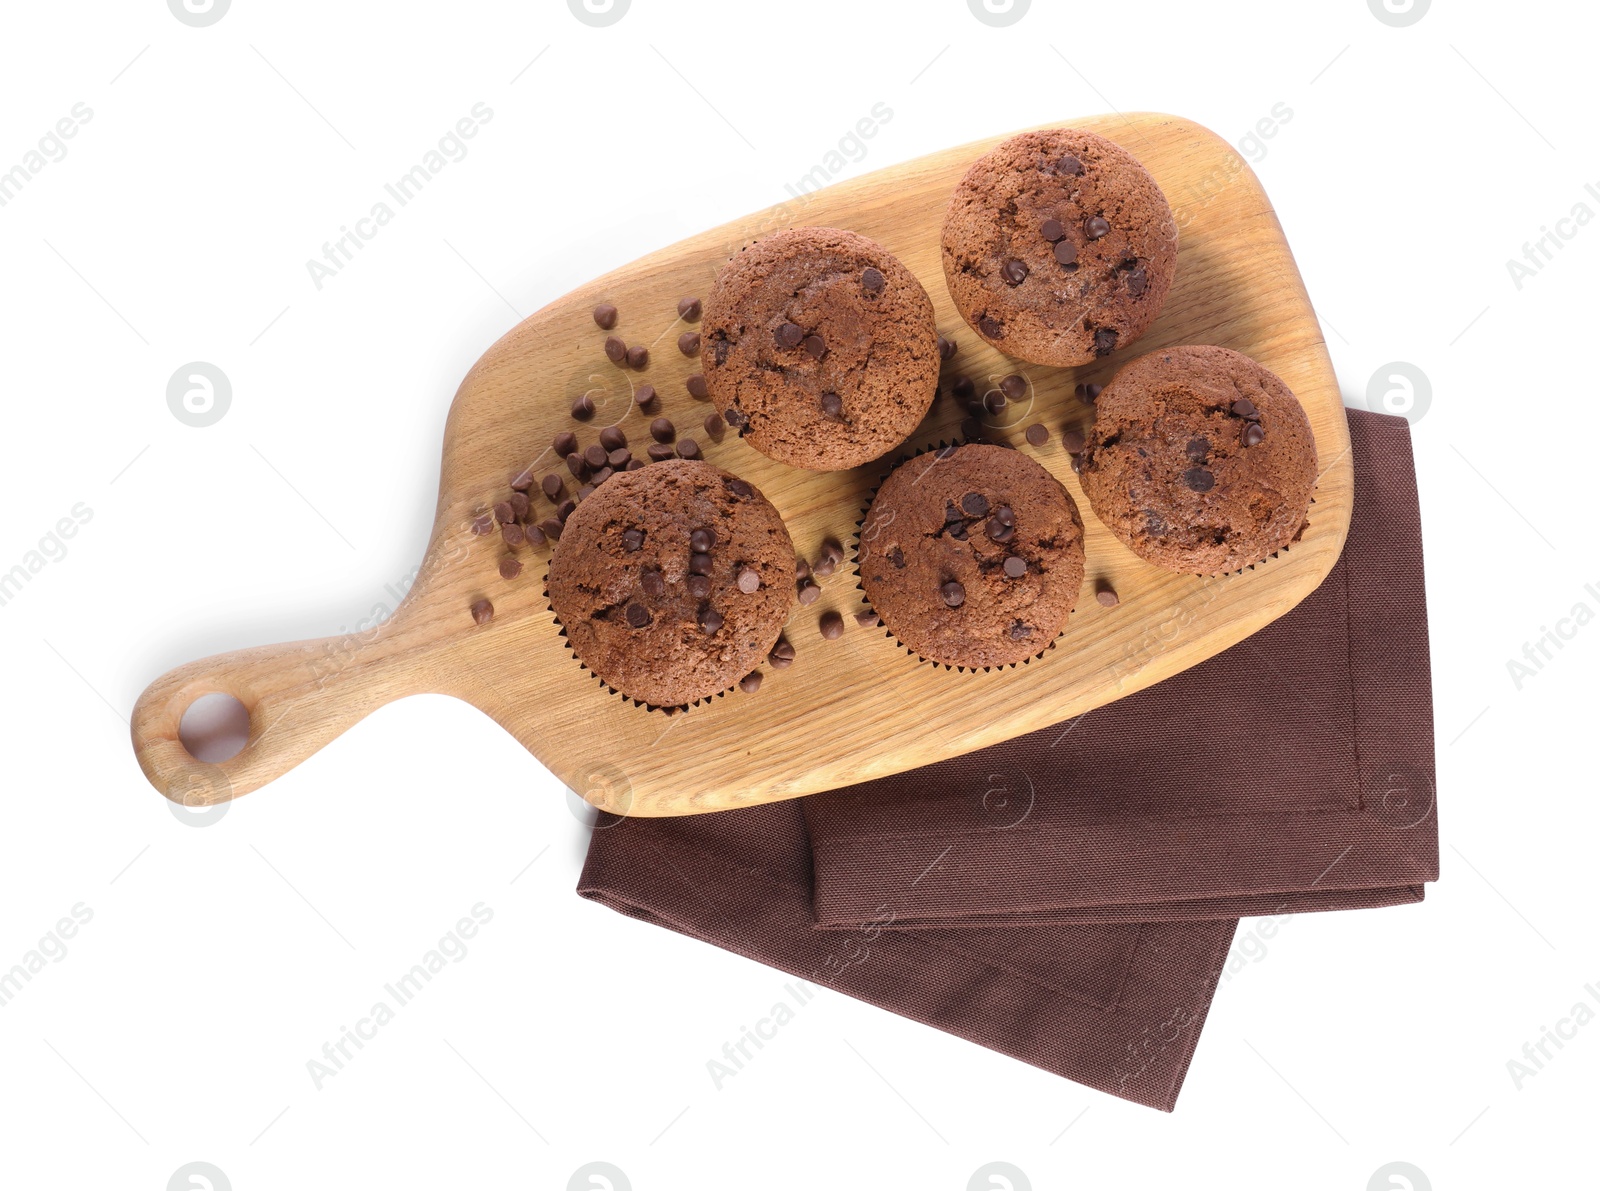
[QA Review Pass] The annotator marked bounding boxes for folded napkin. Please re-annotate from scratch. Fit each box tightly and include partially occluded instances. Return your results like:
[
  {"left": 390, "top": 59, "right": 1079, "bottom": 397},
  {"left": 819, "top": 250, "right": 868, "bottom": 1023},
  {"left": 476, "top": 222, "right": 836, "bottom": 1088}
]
[{"left": 579, "top": 408, "right": 1435, "bottom": 1110}]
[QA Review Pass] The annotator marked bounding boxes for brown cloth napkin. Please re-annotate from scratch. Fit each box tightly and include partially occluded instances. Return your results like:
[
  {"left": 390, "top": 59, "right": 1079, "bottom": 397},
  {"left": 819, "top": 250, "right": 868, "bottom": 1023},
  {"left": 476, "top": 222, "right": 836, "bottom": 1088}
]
[{"left": 578, "top": 408, "right": 1436, "bottom": 1111}]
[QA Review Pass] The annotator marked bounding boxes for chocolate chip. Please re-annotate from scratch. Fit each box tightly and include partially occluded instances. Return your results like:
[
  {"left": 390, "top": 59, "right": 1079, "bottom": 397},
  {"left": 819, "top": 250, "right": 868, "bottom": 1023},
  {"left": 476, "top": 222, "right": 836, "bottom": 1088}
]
[
  {"left": 1085, "top": 216, "right": 1110, "bottom": 240},
  {"left": 470, "top": 598, "right": 494, "bottom": 625},
  {"left": 1058, "top": 154, "right": 1083, "bottom": 175},
  {"left": 571, "top": 393, "right": 595, "bottom": 420},
  {"left": 541, "top": 474, "right": 564, "bottom": 501},
  {"left": 820, "top": 392, "right": 844, "bottom": 421},
  {"left": 1001, "top": 258, "right": 1029, "bottom": 285},
  {"left": 1000, "top": 374, "right": 1027, "bottom": 400},
  {"left": 739, "top": 671, "right": 762, "bottom": 694},
  {"left": 557, "top": 498, "right": 577, "bottom": 521},
  {"left": 648, "top": 417, "right": 675, "bottom": 444},
  {"left": 593, "top": 303, "right": 618, "bottom": 330},
  {"left": 626, "top": 460, "right": 644, "bottom": 471},
  {"left": 622, "top": 528, "right": 644, "bottom": 552},
  {"left": 1053, "top": 240, "right": 1079, "bottom": 267},
  {"left": 538, "top": 517, "right": 563, "bottom": 540},
  {"left": 641, "top": 569, "right": 665, "bottom": 597},
  {"left": 1070, "top": 454, "right": 1082, "bottom": 473},
  {"left": 1009, "top": 621, "right": 1032, "bottom": 640},
  {"left": 499, "top": 556, "right": 522, "bottom": 580},
  {"left": 1025, "top": 423, "right": 1049, "bottom": 447},
  {"left": 471, "top": 514, "right": 494, "bottom": 536},
  {"left": 737, "top": 568, "right": 761, "bottom": 594},
  {"left": 699, "top": 608, "right": 723, "bottom": 634},
  {"left": 510, "top": 467, "right": 535, "bottom": 492},
  {"left": 952, "top": 375, "right": 975, "bottom": 401},
  {"left": 678, "top": 296, "right": 702, "bottom": 322},
  {"left": 986, "top": 516, "right": 1015, "bottom": 543},
  {"left": 686, "top": 374, "right": 709, "bottom": 400},
  {"left": 501, "top": 522, "right": 525, "bottom": 549},
  {"left": 1003, "top": 556, "right": 1027, "bottom": 578},
  {"left": 1243, "top": 422, "right": 1266, "bottom": 447},
  {"left": 723, "top": 408, "right": 747, "bottom": 429},
  {"left": 1062, "top": 428, "right": 1086, "bottom": 453},
  {"left": 1095, "top": 580, "right": 1119, "bottom": 607},
  {"left": 996, "top": 505, "right": 1015, "bottom": 527},
  {"left": 634, "top": 384, "right": 658, "bottom": 410},
  {"left": 647, "top": 443, "right": 676, "bottom": 462},
  {"left": 1085, "top": 383, "right": 1103, "bottom": 402},
  {"left": 525, "top": 524, "right": 547, "bottom": 547},
  {"left": 678, "top": 331, "right": 701, "bottom": 357},
  {"left": 494, "top": 501, "right": 514, "bottom": 525},
  {"left": 861, "top": 267, "right": 885, "bottom": 295},
  {"left": 626, "top": 345, "right": 648, "bottom": 370},
  {"left": 553, "top": 430, "right": 578, "bottom": 456},
  {"left": 1185, "top": 437, "right": 1211, "bottom": 461},
  {"left": 960, "top": 416, "right": 983, "bottom": 440},
  {"left": 812, "top": 556, "right": 835, "bottom": 578},
  {"left": 1041, "top": 218, "right": 1065, "bottom": 242},
  {"left": 937, "top": 335, "right": 957, "bottom": 362},
  {"left": 979, "top": 315, "right": 1004, "bottom": 339},
  {"left": 802, "top": 334, "right": 827, "bottom": 359},
  {"left": 769, "top": 638, "right": 795, "bottom": 668},
  {"left": 690, "top": 527, "right": 715, "bottom": 552},
  {"left": 689, "top": 552, "right": 713, "bottom": 576},
  {"left": 677, "top": 438, "right": 701, "bottom": 460},
  {"left": 582, "top": 444, "right": 605, "bottom": 470},
  {"left": 703, "top": 412, "right": 725, "bottom": 438},
  {"left": 607, "top": 448, "right": 631, "bottom": 469},
  {"left": 820, "top": 539, "right": 844, "bottom": 565},
  {"left": 508, "top": 492, "right": 531, "bottom": 520},
  {"left": 604, "top": 336, "right": 626, "bottom": 364},
  {"left": 854, "top": 609, "right": 880, "bottom": 627},
  {"left": 940, "top": 581, "right": 966, "bottom": 608},
  {"left": 961, "top": 492, "right": 990, "bottom": 517},
  {"left": 687, "top": 574, "right": 711, "bottom": 598},
  {"left": 1182, "top": 467, "right": 1215, "bottom": 492},
  {"left": 774, "top": 322, "right": 804, "bottom": 348},
  {"left": 1232, "top": 397, "right": 1260, "bottom": 419},
  {"left": 807, "top": 610, "right": 840, "bottom": 641},
  {"left": 1092, "top": 328, "right": 1117, "bottom": 356},
  {"left": 626, "top": 602, "right": 651, "bottom": 628},
  {"left": 1127, "top": 267, "right": 1147, "bottom": 296},
  {"left": 585, "top": 473, "right": 606, "bottom": 492},
  {"left": 599, "top": 425, "right": 626, "bottom": 451},
  {"left": 797, "top": 579, "right": 821, "bottom": 605}
]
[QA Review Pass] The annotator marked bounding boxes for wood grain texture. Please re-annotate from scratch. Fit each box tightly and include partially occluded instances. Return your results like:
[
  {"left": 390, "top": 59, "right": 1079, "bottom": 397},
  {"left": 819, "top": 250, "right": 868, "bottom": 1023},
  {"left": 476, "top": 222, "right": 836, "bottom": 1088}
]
[{"left": 132, "top": 113, "right": 1352, "bottom": 817}]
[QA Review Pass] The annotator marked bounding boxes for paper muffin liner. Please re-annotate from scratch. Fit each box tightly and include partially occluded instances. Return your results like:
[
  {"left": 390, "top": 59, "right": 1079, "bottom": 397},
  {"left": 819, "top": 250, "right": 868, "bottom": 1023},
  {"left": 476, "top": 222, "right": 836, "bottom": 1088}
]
[{"left": 850, "top": 438, "right": 1076, "bottom": 675}]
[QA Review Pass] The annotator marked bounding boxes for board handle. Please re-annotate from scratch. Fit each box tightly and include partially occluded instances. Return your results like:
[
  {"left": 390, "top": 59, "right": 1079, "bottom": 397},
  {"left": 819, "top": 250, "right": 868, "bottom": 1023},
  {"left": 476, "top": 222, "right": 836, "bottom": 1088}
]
[{"left": 132, "top": 622, "right": 435, "bottom": 806}]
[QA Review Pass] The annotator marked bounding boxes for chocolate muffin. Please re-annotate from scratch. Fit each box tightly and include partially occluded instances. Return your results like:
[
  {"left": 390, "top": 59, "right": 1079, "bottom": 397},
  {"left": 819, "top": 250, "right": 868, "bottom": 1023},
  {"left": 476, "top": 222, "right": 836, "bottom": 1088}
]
[
  {"left": 703, "top": 227, "right": 940, "bottom": 471},
  {"left": 858, "top": 443, "right": 1085, "bottom": 668},
  {"left": 1078, "top": 345, "right": 1317, "bottom": 575},
  {"left": 941, "top": 129, "right": 1177, "bottom": 367},
  {"left": 548, "top": 460, "right": 794, "bottom": 706}
]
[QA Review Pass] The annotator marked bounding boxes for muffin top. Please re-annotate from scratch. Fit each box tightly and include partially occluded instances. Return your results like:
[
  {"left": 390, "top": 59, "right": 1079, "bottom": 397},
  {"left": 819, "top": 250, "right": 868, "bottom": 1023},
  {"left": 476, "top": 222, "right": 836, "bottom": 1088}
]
[
  {"left": 858, "top": 443, "right": 1085, "bottom": 668},
  {"left": 548, "top": 460, "right": 794, "bottom": 706},
  {"left": 941, "top": 128, "right": 1177, "bottom": 367},
  {"left": 703, "top": 227, "right": 939, "bottom": 471},
  {"left": 1079, "top": 345, "right": 1317, "bottom": 574}
]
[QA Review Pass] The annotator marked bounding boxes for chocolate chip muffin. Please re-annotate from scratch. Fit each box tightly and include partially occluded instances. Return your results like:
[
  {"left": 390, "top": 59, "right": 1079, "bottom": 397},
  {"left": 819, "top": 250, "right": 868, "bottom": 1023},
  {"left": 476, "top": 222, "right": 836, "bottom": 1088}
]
[
  {"left": 1079, "top": 346, "right": 1317, "bottom": 575},
  {"left": 857, "top": 443, "right": 1085, "bottom": 668},
  {"left": 703, "top": 227, "right": 940, "bottom": 471},
  {"left": 941, "top": 129, "right": 1177, "bottom": 367},
  {"left": 548, "top": 460, "right": 794, "bottom": 706}
]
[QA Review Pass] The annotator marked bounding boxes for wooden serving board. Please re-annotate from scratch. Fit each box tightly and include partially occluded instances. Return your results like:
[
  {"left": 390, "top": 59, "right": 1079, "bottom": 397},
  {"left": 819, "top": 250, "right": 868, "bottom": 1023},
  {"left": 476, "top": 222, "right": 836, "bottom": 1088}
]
[{"left": 132, "top": 113, "right": 1352, "bottom": 818}]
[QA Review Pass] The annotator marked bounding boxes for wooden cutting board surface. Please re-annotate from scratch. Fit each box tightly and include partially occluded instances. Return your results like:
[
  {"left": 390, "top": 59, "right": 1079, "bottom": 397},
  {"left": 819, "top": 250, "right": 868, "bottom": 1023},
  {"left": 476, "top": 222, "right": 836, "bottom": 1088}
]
[{"left": 132, "top": 112, "right": 1352, "bottom": 818}]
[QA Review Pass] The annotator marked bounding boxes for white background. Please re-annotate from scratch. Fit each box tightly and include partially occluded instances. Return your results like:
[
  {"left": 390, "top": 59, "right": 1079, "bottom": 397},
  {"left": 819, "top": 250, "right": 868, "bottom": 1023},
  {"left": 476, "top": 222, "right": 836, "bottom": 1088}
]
[{"left": 1, "top": 1, "right": 1595, "bottom": 1188}]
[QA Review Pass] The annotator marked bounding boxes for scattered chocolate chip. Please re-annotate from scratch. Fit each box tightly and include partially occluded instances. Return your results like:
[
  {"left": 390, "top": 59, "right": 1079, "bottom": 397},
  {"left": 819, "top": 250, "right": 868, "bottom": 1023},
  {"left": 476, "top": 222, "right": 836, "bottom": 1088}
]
[
  {"left": 493, "top": 501, "right": 515, "bottom": 526},
  {"left": 820, "top": 539, "right": 845, "bottom": 565},
  {"left": 647, "top": 443, "right": 676, "bottom": 462},
  {"left": 1243, "top": 422, "right": 1266, "bottom": 447},
  {"left": 1058, "top": 154, "right": 1083, "bottom": 175},
  {"left": 1054, "top": 240, "right": 1079, "bottom": 266},
  {"left": 626, "top": 602, "right": 651, "bottom": 628},
  {"left": 820, "top": 392, "right": 844, "bottom": 421},
  {"left": 501, "top": 522, "right": 525, "bottom": 549},
  {"left": 797, "top": 579, "right": 821, "bottom": 605},
  {"left": 603, "top": 336, "right": 626, "bottom": 364},
  {"left": 1232, "top": 397, "right": 1260, "bottom": 419},
  {"left": 592, "top": 303, "right": 618, "bottom": 330},
  {"left": 626, "top": 459, "right": 644, "bottom": 471},
  {"left": 1095, "top": 580, "right": 1119, "bottom": 607},
  {"left": 1001, "top": 258, "right": 1029, "bottom": 285},
  {"left": 678, "top": 331, "right": 701, "bottom": 357},
  {"left": 471, "top": 514, "right": 494, "bottom": 536},
  {"left": 1085, "top": 215, "right": 1110, "bottom": 240},
  {"left": 634, "top": 384, "right": 658, "bottom": 410},
  {"left": 1003, "top": 556, "right": 1027, "bottom": 578},
  {"left": 795, "top": 556, "right": 811, "bottom": 580},
  {"left": 769, "top": 638, "right": 795, "bottom": 668},
  {"left": 1182, "top": 467, "right": 1215, "bottom": 492},
  {"left": 649, "top": 417, "right": 675, "bottom": 444},
  {"left": 952, "top": 375, "right": 975, "bottom": 401},
  {"left": 983, "top": 390, "right": 1006, "bottom": 415},
  {"left": 622, "top": 528, "right": 644, "bottom": 552},
  {"left": 1070, "top": 454, "right": 1083, "bottom": 473},
  {"left": 812, "top": 556, "right": 836, "bottom": 578},
  {"left": 737, "top": 567, "right": 762, "bottom": 594},
  {"left": 686, "top": 373, "right": 709, "bottom": 400},
  {"left": 571, "top": 393, "right": 595, "bottom": 420},
  {"left": 553, "top": 430, "right": 578, "bottom": 456},
  {"left": 607, "top": 448, "right": 631, "bottom": 469},
  {"left": 541, "top": 474, "right": 564, "bottom": 501},
  {"left": 1127, "top": 267, "right": 1147, "bottom": 296},
  {"left": 1085, "top": 383, "right": 1103, "bottom": 401},
  {"left": 598, "top": 425, "right": 626, "bottom": 451},
  {"left": 641, "top": 569, "right": 665, "bottom": 597},
  {"left": 861, "top": 267, "right": 885, "bottom": 295},
  {"left": 819, "top": 611, "right": 844, "bottom": 640},
  {"left": 699, "top": 608, "right": 723, "bottom": 634},
  {"left": 940, "top": 581, "right": 966, "bottom": 608},
  {"left": 739, "top": 671, "right": 762, "bottom": 694},
  {"left": 678, "top": 296, "right": 702, "bottom": 321},
  {"left": 525, "top": 524, "right": 547, "bottom": 547},
  {"left": 557, "top": 498, "right": 577, "bottom": 521},
  {"left": 1062, "top": 428, "right": 1086, "bottom": 454},
  {"left": 508, "top": 492, "right": 531, "bottom": 520},
  {"left": 687, "top": 574, "right": 711, "bottom": 598},
  {"left": 1025, "top": 423, "right": 1049, "bottom": 447},
  {"left": 960, "top": 416, "right": 983, "bottom": 440},
  {"left": 1040, "top": 218, "right": 1065, "bottom": 242},
  {"left": 1000, "top": 374, "right": 1027, "bottom": 400},
  {"left": 583, "top": 444, "right": 606, "bottom": 470},
  {"left": 703, "top": 412, "right": 724, "bottom": 438},
  {"left": 626, "top": 345, "right": 648, "bottom": 370},
  {"left": 510, "top": 467, "right": 535, "bottom": 492},
  {"left": 802, "top": 334, "right": 827, "bottom": 359},
  {"left": 538, "top": 517, "right": 563, "bottom": 540},
  {"left": 677, "top": 438, "right": 701, "bottom": 460},
  {"left": 774, "top": 322, "right": 804, "bottom": 349},
  {"left": 854, "top": 609, "right": 880, "bottom": 627},
  {"left": 470, "top": 598, "right": 493, "bottom": 625},
  {"left": 590, "top": 469, "right": 611, "bottom": 487},
  {"left": 979, "top": 314, "right": 1005, "bottom": 339},
  {"left": 499, "top": 556, "right": 522, "bottom": 580},
  {"left": 937, "top": 335, "right": 957, "bottom": 362},
  {"left": 1092, "top": 328, "right": 1117, "bottom": 356}
]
